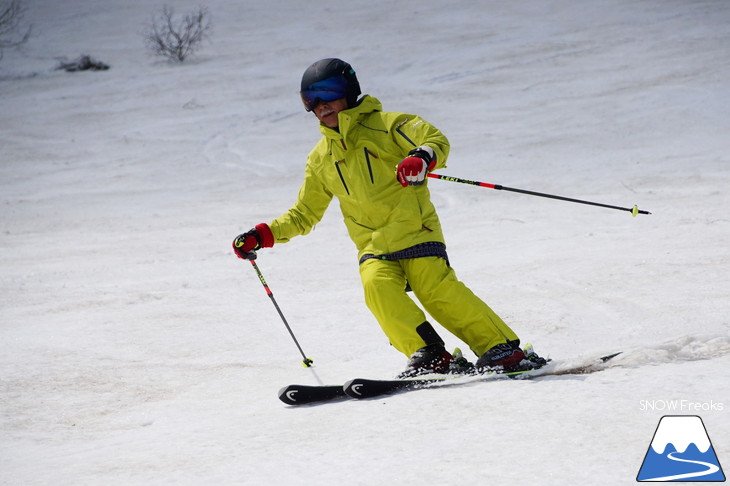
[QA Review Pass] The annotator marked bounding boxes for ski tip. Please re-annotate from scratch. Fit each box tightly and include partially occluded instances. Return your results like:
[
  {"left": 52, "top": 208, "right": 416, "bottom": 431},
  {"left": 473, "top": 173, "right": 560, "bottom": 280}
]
[
  {"left": 343, "top": 378, "right": 386, "bottom": 399},
  {"left": 278, "top": 384, "right": 348, "bottom": 405},
  {"left": 342, "top": 379, "right": 361, "bottom": 398},
  {"left": 278, "top": 385, "right": 299, "bottom": 405},
  {"left": 600, "top": 351, "right": 622, "bottom": 363}
]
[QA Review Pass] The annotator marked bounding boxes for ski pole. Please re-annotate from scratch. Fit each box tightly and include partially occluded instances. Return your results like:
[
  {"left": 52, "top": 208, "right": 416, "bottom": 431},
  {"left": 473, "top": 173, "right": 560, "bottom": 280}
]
[
  {"left": 244, "top": 251, "right": 314, "bottom": 368},
  {"left": 427, "top": 173, "right": 651, "bottom": 216}
]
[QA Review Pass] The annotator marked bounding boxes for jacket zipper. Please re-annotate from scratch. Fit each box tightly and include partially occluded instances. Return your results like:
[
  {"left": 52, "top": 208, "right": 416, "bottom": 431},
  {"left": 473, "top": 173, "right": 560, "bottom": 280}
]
[
  {"left": 363, "top": 147, "right": 375, "bottom": 184},
  {"left": 395, "top": 118, "right": 416, "bottom": 147},
  {"left": 334, "top": 160, "right": 350, "bottom": 195}
]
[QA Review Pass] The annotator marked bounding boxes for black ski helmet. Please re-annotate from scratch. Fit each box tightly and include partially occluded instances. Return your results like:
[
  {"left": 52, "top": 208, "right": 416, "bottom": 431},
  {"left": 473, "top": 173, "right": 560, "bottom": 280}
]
[{"left": 300, "top": 58, "right": 361, "bottom": 111}]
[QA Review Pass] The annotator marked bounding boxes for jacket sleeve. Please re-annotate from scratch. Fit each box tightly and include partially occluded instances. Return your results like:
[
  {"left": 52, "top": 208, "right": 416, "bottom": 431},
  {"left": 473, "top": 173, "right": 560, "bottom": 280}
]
[
  {"left": 268, "top": 158, "right": 333, "bottom": 243},
  {"left": 391, "top": 113, "right": 450, "bottom": 170}
]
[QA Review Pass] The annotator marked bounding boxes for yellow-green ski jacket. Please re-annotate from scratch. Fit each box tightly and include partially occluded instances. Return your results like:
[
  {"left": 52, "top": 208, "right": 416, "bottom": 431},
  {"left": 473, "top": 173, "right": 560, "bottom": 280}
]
[{"left": 269, "top": 95, "right": 450, "bottom": 260}]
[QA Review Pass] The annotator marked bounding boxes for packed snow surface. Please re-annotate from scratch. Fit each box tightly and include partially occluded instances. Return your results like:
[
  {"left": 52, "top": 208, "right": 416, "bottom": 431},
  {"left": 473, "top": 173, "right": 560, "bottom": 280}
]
[{"left": 1, "top": 0, "right": 729, "bottom": 484}]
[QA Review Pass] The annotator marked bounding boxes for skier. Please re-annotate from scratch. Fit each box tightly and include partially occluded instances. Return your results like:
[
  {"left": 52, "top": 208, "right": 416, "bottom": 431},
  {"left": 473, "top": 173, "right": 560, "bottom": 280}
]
[{"left": 233, "top": 58, "right": 543, "bottom": 376}]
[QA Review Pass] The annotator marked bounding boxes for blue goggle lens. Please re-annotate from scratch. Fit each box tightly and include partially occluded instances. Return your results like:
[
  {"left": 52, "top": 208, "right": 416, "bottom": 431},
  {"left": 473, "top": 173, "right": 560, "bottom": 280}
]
[{"left": 300, "top": 75, "right": 348, "bottom": 111}]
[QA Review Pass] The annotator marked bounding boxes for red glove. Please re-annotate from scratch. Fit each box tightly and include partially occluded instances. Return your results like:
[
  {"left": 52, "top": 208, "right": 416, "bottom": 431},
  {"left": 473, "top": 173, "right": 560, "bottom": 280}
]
[
  {"left": 232, "top": 223, "right": 274, "bottom": 259},
  {"left": 396, "top": 146, "right": 436, "bottom": 187}
]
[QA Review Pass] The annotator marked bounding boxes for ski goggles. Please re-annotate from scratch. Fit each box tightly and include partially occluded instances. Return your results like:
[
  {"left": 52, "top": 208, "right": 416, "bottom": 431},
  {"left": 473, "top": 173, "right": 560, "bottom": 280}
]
[{"left": 300, "top": 75, "right": 348, "bottom": 112}]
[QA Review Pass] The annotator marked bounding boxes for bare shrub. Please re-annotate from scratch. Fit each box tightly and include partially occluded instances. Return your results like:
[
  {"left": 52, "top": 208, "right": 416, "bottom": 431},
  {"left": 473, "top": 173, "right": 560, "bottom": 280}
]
[
  {"left": 55, "top": 54, "right": 110, "bottom": 72},
  {"left": 143, "top": 5, "right": 211, "bottom": 63},
  {"left": 0, "top": 0, "right": 32, "bottom": 62}
]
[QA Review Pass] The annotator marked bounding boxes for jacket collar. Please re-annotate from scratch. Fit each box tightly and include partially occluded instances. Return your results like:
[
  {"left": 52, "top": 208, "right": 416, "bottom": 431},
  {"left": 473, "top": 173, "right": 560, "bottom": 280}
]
[{"left": 319, "top": 95, "right": 382, "bottom": 140}]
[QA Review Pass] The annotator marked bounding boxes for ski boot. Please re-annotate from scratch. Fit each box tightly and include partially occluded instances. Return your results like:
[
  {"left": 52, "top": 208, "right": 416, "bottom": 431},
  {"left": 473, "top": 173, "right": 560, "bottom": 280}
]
[
  {"left": 475, "top": 341, "right": 526, "bottom": 373},
  {"left": 398, "top": 343, "right": 453, "bottom": 378}
]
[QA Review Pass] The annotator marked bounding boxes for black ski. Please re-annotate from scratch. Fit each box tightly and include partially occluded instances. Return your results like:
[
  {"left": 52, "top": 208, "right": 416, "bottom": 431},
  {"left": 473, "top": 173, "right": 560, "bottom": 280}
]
[
  {"left": 343, "top": 376, "right": 446, "bottom": 398},
  {"left": 278, "top": 351, "right": 622, "bottom": 405},
  {"left": 343, "top": 352, "right": 622, "bottom": 400},
  {"left": 278, "top": 384, "right": 347, "bottom": 405},
  {"left": 278, "top": 367, "right": 535, "bottom": 405},
  {"left": 342, "top": 365, "right": 540, "bottom": 399}
]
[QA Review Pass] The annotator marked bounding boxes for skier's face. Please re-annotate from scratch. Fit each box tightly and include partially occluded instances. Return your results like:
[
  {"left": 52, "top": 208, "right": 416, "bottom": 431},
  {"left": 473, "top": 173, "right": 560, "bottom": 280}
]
[{"left": 314, "top": 97, "right": 348, "bottom": 128}]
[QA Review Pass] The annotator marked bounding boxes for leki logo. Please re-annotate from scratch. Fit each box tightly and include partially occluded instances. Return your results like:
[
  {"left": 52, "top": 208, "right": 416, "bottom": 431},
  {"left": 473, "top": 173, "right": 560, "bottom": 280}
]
[{"left": 637, "top": 415, "right": 725, "bottom": 482}]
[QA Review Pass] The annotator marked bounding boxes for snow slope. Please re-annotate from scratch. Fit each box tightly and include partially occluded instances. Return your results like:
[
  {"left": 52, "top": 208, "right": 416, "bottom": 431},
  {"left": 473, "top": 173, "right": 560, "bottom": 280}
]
[{"left": 1, "top": 0, "right": 729, "bottom": 484}]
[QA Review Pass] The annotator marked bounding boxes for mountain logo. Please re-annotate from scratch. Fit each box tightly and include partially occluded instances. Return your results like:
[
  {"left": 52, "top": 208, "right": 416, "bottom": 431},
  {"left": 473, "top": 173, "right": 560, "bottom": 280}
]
[{"left": 637, "top": 415, "right": 725, "bottom": 482}]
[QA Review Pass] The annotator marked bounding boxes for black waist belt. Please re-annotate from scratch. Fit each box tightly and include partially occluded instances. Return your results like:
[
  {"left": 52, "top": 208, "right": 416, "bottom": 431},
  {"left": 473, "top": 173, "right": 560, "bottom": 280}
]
[{"left": 359, "top": 241, "right": 449, "bottom": 266}]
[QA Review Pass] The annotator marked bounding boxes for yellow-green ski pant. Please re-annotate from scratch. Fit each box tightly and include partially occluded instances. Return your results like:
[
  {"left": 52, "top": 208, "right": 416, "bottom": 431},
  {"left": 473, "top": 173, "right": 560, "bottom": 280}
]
[{"left": 359, "top": 256, "right": 519, "bottom": 357}]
